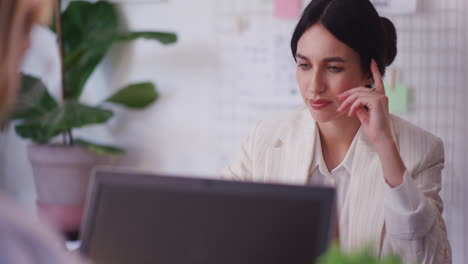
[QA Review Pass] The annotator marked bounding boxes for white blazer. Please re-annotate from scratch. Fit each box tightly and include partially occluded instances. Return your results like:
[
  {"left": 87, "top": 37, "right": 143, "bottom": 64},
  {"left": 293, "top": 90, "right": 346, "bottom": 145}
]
[{"left": 221, "top": 108, "right": 451, "bottom": 264}]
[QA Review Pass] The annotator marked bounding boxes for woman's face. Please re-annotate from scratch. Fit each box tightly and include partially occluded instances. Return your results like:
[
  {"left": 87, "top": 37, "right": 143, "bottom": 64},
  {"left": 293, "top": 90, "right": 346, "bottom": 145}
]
[{"left": 296, "top": 23, "right": 370, "bottom": 123}]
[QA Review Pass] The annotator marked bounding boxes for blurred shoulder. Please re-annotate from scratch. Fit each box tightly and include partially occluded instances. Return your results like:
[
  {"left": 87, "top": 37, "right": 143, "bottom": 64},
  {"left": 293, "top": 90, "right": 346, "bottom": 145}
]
[{"left": 0, "top": 194, "right": 85, "bottom": 264}]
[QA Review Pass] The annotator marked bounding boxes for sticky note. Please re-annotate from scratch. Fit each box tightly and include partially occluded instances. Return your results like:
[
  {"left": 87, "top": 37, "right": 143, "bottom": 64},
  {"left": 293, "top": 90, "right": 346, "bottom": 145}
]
[
  {"left": 385, "top": 82, "right": 409, "bottom": 114},
  {"left": 274, "top": 0, "right": 302, "bottom": 19}
]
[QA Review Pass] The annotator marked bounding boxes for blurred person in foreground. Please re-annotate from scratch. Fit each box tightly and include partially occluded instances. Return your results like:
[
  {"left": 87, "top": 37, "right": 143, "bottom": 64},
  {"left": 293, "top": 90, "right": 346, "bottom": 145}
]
[{"left": 0, "top": 0, "right": 85, "bottom": 263}]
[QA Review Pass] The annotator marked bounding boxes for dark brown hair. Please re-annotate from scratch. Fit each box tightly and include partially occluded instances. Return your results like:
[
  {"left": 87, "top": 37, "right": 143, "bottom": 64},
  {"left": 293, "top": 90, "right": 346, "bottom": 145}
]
[{"left": 291, "top": 0, "right": 397, "bottom": 76}]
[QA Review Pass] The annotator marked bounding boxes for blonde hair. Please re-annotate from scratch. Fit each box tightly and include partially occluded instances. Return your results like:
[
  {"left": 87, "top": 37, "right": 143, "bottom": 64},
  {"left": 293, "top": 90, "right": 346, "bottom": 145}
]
[{"left": 0, "top": 0, "right": 52, "bottom": 122}]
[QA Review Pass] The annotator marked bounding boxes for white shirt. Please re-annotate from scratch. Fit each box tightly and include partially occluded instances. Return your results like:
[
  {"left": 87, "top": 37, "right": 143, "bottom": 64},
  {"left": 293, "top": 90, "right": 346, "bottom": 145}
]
[{"left": 307, "top": 127, "right": 423, "bottom": 253}]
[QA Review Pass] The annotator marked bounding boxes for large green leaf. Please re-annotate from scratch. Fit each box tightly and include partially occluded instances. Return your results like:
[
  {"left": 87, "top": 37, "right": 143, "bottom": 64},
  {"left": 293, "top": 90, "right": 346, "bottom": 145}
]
[
  {"left": 317, "top": 244, "right": 401, "bottom": 264},
  {"left": 15, "top": 101, "right": 113, "bottom": 143},
  {"left": 62, "top": 1, "right": 118, "bottom": 52},
  {"left": 61, "top": 1, "right": 178, "bottom": 100},
  {"left": 106, "top": 82, "right": 158, "bottom": 109},
  {"left": 63, "top": 31, "right": 177, "bottom": 69},
  {"left": 11, "top": 74, "right": 59, "bottom": 120},
  {"left": 117, "top": 31, "right": 177, "bottom": 44},
  {"left": 75, "top": 138, "right": 125, "bottom": 156},
  {"left": 63, "top": 41, "right": 111, "bottom": 99},
  {"left": 61, "top": 1, "right": 118, "bottom": 99}
]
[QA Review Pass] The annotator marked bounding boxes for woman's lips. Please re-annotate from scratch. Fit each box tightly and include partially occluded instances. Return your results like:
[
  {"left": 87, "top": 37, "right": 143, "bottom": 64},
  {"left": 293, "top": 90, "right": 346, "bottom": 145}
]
[{"left": 308, "top": 99, "right": 333, "bottom": 110}]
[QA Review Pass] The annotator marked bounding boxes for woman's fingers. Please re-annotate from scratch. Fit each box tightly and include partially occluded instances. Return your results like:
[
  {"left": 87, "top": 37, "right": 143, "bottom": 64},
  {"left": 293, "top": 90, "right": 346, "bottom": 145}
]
[
  {"left": 337, "top": 64, "right": 386, "bottom": 114},
  {"left": 337, "top": 87, "right": 372, "bottom": 100},
  {"left": 337, "top": 91, "right": 372, "bottom": 112},
  {"left": 355, "top": 108, "right": 369, "bottom": 123},
  {"left": 347, "top": 96, "right": 372, "bottom": 117},
  {"left": 337, "top": 92, "right": 360, "bottom": 112},
  {"left": 371, "top": 59, "right": 385, "bottom": 94}
]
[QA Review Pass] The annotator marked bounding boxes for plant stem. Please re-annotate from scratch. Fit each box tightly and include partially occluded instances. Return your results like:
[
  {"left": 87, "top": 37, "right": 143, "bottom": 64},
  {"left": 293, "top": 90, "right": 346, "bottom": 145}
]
[
  {"left": 68, "top": 129, "right": 74, "bottom": 145},
  {"left": 55, "top": 0, "right": 68, "bottom": 145},
  {"left": 55, "top": 0, "right": 65, "bottom": 99}
]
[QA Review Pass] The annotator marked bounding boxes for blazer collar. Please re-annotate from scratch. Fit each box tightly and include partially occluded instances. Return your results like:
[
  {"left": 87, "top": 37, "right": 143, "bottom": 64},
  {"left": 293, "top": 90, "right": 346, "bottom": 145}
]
[
  {"left": 265, "top": 109, "right": 316, "bottom": 185},
  {"left": 266, "top": 109, "right": 401, "bottom": 254},
  {"left": 265, "top": 109, "right": 393, "bottom": 186}
]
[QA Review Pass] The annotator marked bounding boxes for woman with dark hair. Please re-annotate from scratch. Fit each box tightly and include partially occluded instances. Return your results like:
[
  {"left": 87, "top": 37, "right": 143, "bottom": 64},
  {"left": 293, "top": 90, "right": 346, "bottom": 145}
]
[{"left": 221, "top": 0, "right": 451, "bottom": 263}]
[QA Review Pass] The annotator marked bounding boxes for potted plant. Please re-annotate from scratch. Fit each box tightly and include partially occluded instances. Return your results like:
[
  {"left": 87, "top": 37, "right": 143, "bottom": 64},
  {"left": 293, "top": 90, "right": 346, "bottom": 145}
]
[
  {"left": 318, "top": 243, "right": 402, "bottom": 264},
  {"left": 10, "top": 0, "right": 177, "bottom": 237}
]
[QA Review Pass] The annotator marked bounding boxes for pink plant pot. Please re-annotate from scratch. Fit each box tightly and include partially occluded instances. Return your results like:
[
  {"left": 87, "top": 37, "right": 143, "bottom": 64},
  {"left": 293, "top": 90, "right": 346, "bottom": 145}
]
[{"left": 28, "top": 144, "right": 99, "bottom": 234}]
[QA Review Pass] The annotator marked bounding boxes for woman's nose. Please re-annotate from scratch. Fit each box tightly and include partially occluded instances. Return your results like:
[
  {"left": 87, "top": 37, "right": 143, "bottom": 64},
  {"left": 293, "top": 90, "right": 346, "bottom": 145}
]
[{"left": 307, "top": 71, "right": 326, "bottom": 94}]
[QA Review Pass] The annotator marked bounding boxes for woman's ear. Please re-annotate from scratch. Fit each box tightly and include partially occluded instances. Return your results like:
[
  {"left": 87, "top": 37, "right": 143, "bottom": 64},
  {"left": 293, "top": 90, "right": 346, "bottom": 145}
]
[{"left": 364, "top": 73, "right": 374, "bottom": 88}]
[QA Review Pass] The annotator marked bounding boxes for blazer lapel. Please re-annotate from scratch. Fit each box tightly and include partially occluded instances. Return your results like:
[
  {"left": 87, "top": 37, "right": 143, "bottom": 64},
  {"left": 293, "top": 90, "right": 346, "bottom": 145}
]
[
  {"left": 263, "top": 111, "right": 316, "bottom": 185},
  {"left": 347, "top": 132, "right": 386, "bottom": 254},
  {"left": 262, "top": 111, "right": 402, "bottom": 255}
]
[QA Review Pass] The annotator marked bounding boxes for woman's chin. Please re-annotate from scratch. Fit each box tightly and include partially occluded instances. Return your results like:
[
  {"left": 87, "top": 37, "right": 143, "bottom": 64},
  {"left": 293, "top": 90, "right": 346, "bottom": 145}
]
[
  {"left": 309, "top": 109, "right": 338, "bottom": 123},
  {"left": 308, "top": 108, "right": 343, "bottom": 123}
]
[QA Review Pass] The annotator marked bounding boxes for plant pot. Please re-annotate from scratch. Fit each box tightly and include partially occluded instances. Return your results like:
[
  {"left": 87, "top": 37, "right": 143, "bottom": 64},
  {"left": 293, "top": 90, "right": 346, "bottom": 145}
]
[{"left": 28, "top": 144, "right": 100, "bottom": 235}]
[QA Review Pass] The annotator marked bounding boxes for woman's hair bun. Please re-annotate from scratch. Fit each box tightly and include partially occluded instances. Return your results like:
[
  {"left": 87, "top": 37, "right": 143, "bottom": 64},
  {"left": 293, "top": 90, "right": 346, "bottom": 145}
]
[{"left": 380, "top": 17, "right": 397, "bottom": 66}]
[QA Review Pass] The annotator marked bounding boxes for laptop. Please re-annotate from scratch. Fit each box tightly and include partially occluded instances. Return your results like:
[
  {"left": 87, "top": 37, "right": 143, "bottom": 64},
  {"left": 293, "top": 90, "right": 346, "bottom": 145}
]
[{"left": 80, "top": 168, "right": 335, "bottom": 264}]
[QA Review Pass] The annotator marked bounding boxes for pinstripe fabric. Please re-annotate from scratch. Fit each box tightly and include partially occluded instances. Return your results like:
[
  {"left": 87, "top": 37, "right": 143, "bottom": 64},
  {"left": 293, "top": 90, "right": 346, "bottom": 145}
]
[{"left": 220, "top": 108, "right": 451, "bottom": 264}]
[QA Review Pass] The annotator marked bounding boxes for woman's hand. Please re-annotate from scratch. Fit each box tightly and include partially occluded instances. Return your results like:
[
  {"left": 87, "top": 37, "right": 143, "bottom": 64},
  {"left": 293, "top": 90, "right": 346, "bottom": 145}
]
[
  {"left": 336, "top": 59, "right": 393, "bottom": 148},
  {"left": 336, "top": 59, "right": 406, "bottom": 188}
]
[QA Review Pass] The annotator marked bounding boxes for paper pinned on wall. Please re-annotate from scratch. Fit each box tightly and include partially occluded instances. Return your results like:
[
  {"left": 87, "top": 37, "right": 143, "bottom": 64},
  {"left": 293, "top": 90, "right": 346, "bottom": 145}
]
[
  {"left": 370, "top": 0, "right": 417, "bottom": 15},
  {"left": 384, "top": 69, "right": 409, "bottom": 114},
  {"left": 385, "top": 82, "right": 409, "bottom": 114},
  {"left": 274, "top": 0, "right": 302, "bottom": 19}
]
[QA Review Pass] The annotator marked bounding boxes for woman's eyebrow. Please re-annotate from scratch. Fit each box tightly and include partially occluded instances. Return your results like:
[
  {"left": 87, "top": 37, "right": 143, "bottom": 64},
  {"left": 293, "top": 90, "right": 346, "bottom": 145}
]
[
  {"left": 295, "top": 53, "right": 309, "bottom": 61},
  {"left": 323, "top": 57, "right": 346, "bottom": 63},
  {"left": 295, "top": 53, "right": 346, "bottom": 63}
]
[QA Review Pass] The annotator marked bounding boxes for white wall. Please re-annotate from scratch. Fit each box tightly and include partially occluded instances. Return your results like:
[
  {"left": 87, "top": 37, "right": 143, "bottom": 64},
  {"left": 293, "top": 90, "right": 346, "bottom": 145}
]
[{"left": 1, "top": 0, "right": 467, "bottom": 262}]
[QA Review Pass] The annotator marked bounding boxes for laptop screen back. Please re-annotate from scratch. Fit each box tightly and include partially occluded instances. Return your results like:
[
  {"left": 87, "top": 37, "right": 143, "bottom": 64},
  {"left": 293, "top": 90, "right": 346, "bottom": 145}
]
[{"left": 80, "top": 169, "right": 335, "bottom": 264}]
